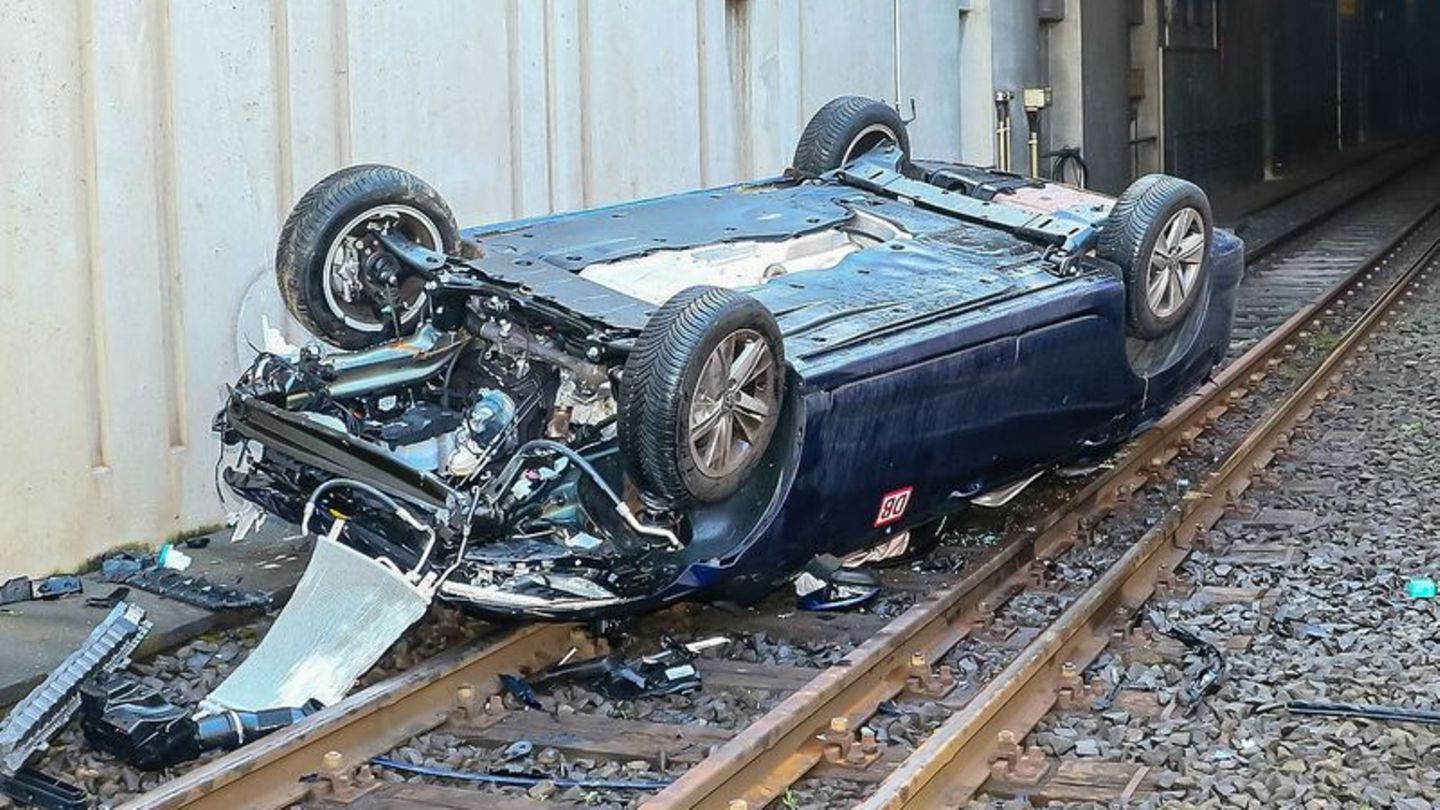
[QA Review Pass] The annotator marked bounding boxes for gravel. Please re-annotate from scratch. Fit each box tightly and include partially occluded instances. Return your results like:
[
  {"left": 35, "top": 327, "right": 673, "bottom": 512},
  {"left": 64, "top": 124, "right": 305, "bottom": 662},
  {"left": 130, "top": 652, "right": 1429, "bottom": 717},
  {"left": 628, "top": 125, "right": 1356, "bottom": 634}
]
[{"left": 1005, "top": 253, "right": 1440, "bottom": 808}]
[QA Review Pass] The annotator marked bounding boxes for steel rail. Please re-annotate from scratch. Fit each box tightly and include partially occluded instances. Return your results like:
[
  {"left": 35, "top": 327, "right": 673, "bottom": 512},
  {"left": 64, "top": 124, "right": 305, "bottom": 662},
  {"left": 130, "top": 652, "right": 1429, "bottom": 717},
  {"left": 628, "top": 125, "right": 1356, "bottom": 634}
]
[
  {"left": 861, "top": 235, "right": 1440, "bottom": 809},
  {"left": 120, "top": 622, "right": 590, "bottom": 810},
  {"left": 646, "top": 203, "right": 1440, "bottom": 810}
]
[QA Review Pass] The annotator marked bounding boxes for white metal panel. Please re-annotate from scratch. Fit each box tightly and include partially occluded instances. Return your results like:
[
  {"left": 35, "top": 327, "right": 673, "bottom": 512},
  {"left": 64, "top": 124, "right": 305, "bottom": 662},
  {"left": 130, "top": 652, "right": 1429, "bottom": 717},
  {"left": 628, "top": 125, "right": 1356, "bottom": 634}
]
[{"left": 0, "top": 0, "right": 974, "bottom": 576}]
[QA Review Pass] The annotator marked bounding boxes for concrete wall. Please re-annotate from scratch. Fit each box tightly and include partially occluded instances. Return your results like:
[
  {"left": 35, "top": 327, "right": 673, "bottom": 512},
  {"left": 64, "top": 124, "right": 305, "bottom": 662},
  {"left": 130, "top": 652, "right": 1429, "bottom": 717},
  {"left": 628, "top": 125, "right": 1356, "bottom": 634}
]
[{"left": 2, "top": 0, "right": 996, "bottom": 577}]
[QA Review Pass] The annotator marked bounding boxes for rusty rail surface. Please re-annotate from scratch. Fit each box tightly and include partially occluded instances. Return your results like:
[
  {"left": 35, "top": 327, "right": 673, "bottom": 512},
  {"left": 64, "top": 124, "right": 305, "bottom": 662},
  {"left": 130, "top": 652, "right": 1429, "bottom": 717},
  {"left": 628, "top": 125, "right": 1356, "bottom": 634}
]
[
  {"left": 120, "top": 622, "right": 591, "bottom": 810},
  {"left": 646, "top": 207, "right": 1440, "bottom": 810},
  {"left": 860, "top": 225, "right": 1440, "bottom": 810}
]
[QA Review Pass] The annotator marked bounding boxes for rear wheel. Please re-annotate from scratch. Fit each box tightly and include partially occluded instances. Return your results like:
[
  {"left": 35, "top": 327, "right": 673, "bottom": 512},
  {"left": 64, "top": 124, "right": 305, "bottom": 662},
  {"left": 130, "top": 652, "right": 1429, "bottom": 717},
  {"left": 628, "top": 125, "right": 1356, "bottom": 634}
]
[
  {"left": 620, "top": 286, "right": 786, "bottom": 505},
  {"left": 1097, "top": 174, "right": 1212, "bottom": 339},
  {"left": 792, "top": 95, "right": 910, "bottom": 176},
  {"left": 277, "top": 164, "right": 458, "bottom": 349}
]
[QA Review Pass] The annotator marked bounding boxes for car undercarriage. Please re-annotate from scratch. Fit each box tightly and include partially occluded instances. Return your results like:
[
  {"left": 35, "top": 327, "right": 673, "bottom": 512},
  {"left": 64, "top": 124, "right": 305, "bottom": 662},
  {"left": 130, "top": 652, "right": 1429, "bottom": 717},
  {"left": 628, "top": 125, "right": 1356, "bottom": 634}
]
[{"left": 214, "top": 96, "right": 1237, "bottom": 623}]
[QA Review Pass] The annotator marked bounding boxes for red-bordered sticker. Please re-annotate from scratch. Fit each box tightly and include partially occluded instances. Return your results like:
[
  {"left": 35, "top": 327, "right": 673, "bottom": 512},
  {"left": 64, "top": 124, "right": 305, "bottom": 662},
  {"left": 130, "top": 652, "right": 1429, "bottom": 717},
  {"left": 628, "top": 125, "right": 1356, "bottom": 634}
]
[{"left": 874, "top": 486, "right": 913, "bottom": 527}]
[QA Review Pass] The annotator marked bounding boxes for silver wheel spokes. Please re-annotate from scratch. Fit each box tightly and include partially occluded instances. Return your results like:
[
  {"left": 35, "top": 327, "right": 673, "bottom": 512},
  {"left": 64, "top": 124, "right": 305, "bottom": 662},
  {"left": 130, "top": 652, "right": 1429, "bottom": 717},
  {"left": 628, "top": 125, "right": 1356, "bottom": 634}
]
[
  {"left": 1145, "top": 206, "right": 1206, "bottom": 319},
  {"left": 688, "top": 329, "right": 777, "bottom": 478},
  {"left": 321, "top": 204, "right": 442, "bottom": 333}
]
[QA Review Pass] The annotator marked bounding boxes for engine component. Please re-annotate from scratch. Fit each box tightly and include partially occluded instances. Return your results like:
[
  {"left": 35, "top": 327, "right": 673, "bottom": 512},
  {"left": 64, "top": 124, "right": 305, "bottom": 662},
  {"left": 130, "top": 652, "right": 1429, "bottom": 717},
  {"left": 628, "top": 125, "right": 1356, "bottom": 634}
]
[
  {"left": 0, "top": 603, "right": 151, "bottom": 774},
  {"left": 445, "top": 388, "right": 516, "bottom": 479},
  {"left": 368, "top": 401, "right": 465, "bottom": 471},
  {"left": 475, "top": 320, "right": 608, "bottom": 390},
  {"left": 79, "top": 673, "right": 318, "bottom": 770}
]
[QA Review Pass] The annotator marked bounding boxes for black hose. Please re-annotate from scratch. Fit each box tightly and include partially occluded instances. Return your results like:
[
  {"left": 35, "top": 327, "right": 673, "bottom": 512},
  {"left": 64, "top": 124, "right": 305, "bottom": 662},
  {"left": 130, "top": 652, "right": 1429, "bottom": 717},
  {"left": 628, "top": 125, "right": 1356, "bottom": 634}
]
[{"left": 485, "top": 439, "right": 622, "bottom": 506}]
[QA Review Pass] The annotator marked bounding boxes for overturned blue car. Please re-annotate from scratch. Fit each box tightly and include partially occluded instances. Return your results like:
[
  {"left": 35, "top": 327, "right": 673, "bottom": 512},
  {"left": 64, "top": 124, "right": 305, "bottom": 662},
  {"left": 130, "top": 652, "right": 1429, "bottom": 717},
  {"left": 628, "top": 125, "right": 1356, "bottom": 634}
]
[{"left": 218, "top": 95, "right": 1241, "bottom": 620}]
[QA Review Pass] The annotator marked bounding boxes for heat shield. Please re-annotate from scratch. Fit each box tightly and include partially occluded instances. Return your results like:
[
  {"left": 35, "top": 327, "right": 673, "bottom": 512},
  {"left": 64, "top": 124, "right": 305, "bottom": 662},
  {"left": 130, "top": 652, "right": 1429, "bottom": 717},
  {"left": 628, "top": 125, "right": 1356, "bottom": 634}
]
[{"left": 202, "top": 533, "right": 429, "bottom": 714}]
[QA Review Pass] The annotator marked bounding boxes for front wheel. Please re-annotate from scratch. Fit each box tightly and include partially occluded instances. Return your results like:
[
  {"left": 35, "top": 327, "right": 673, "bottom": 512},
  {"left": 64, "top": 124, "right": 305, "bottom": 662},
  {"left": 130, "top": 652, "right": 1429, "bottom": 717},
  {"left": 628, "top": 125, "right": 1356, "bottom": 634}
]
[
  {"left": 276, "top": 164, "right": 458, "bottom": 349},
  {"left": 620, "top": 287, "right": 786, "bottom": 505}
]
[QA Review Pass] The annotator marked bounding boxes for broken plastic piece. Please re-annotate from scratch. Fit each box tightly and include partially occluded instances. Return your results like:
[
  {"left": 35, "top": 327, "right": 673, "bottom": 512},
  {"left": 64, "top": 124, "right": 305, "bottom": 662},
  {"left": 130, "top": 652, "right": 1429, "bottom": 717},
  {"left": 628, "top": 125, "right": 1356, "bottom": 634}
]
[
  {"left": 498, "top": 674, "right": 543, "bottom": 710},
  {"left": 101, "top": 552, "right": 152, "bottom": 580},
  {"left": 104, "top": 567, "right": 271, "bottom": 612},
  {"left": 794, "top": 554, "right": 881, "bottom": 612},
  {"left": 1406, "top": 578, "right": 1436, "bottom": 599},
  {"left": 527, "top": 637, "right": 718, "bottom": 701},
  {"left": 0, "top": 576, "right": 84, "bottom": 606},
  {"left": 1287, "top": 700, "right": 1440, "bottom": 725},
  {"left": 202, "top": 530, "right": 430, "bottom": 714},
  {"left": 156, "top": 543, "right": 193, "bottom": 571},
  {"left": 31, "top": 577, "right": 83, "bottom": 601},
  {"left": 1159, "top": 622, "right": 1225, "bottom": 712},
  {"left": 0, "top": 578, "right": 31, "bottom": 607},
  {"left": 0, "top": 602, "right": 151, "bottom": 774},
  {"left": 85, "top": 587, "right": 131, "bottom": 610},
  {"left": 0, "top": 767, "right": 87, "bottom": 810},
  {"left": 80, "top": 673, "right": 320, "bottom": 770}
]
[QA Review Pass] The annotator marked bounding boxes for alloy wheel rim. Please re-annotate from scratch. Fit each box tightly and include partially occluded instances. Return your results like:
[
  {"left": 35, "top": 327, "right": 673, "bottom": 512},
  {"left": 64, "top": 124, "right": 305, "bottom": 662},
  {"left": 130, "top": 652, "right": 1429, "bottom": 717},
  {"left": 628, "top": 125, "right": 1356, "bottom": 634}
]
[
  {"left": 1145, "top": 206, "right": 1206, "bottom": 319},
  {"left": 688, "top": 329, "right": 778, "bottom": 479}
]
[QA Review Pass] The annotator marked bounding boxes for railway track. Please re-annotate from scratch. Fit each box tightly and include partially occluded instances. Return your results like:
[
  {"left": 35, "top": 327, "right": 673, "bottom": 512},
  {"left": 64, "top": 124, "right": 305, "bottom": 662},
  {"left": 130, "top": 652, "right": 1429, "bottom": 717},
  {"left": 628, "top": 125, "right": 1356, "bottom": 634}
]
[{"left": 115, "top": 150, "right": 1440, "bottom": 810}]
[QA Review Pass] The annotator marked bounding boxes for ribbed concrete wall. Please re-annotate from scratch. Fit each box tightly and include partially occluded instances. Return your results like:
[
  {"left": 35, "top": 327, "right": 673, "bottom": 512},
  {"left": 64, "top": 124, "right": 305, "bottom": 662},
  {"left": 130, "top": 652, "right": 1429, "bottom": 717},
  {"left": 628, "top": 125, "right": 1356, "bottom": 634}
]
[{"left": 0, "top": 0, "right": 984, "bottom": 576}]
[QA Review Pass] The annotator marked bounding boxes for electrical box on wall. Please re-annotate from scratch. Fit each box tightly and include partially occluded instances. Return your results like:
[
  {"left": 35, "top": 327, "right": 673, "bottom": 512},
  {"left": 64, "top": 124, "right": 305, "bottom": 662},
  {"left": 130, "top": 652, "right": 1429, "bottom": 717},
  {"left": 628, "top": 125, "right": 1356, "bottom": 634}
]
[
  {"left": 1127, "top": 0, "right": 1145, "bottom": 26},
  {"left": 1023, "top": 87, "right": 1052, "bottom": 112},
  {"left": 1037, "top": 0, "right": 1066, "bottom": 23},
  {"left": 1128, "top": 67, "right": 1147, "bottom": 99}
]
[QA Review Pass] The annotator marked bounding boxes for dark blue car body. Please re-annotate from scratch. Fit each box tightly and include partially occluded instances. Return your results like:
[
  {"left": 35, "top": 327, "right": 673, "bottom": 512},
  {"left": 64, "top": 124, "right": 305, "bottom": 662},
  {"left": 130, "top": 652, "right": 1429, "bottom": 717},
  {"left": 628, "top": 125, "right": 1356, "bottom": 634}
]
[
  {"left": 449, "top": 150, "right": 1242, "bottom": 616},
  {"left": 222, "top": 145, "right": 1240, "bottom": 620}
]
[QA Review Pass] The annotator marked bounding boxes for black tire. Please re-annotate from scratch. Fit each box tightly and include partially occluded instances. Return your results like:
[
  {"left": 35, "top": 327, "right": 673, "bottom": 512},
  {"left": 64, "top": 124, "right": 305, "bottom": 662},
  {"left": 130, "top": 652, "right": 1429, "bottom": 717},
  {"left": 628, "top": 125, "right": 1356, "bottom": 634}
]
[
  {"left": 620, "top": 287, "right": 786, "bottom": 505},
  {"left": 277, "top": 164, "right": 458, "bottom": 349},
  {"left": 1097, "top": 174, "right": 1213, "bottom": 339},
  {"left": 792, "top": 95, "right": 910, "bottom": 177}
]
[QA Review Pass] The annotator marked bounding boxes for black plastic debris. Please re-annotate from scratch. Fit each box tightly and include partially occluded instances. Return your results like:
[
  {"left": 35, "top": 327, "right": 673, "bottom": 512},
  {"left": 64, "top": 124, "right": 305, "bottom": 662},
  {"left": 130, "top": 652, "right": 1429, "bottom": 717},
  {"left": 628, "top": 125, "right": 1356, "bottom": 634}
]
[
  {"left": 1287, "top": 700, "right": 1440, "bottom": 726},
  {"left": 498, "top": 674, "right": 544, "bottom": 710},
  {"left": 794, "top": 554, "right": 881, "bottom": 611},
  {"left": 0, "top": 602, "right": 151, "bottom": 774},
  {"left": 104, "top": 566, "right": 272, "bottom": 612},
  {"left": 0, "top": 768, "right": 88, "bottom": 810},
  {"left": 1159, "top": 622, "right": 1226, "bottom": 712},
  {"left": 78, "top": 673, "right": 320, "bottom": 770},
  {"left": 526, "top": 637, "right": 724, "bottom": 701},
  {"left": 85, "top": 587, "right": 131, "bottom": 610}
]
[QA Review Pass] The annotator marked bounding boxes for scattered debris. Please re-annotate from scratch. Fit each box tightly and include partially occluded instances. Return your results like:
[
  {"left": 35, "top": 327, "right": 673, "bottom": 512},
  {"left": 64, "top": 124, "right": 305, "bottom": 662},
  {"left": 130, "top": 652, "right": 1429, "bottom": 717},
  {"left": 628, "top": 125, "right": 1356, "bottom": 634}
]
[
  {"left": 0, "top": 767, "right": 87, "bottom": 810},
  {"left": 0, "top": 576, "right": 84, "bottom": 606},
  {"left": 156, "top": 543, "right": 193, "bottom": 572},
  {"left": 105, "top": 567, "right": 271, "bottom": 612},
  {"left": 0, "top": 603, "right": 151, "bottom": 774},
  {"left": 1157, "top": 622, "right": 1226, "bottom": 712},
  {"left": 79, "top": 673, "right": 319, "bottom": 770},
  {"left": 372, "top": 755, "right": 671, "bottom": 790},
  {"left": 526, "top": 637, "right": 726, "bottom": 701},
  {"left": 794, "top": 554, "right": 881, "bottom": 611},
  {"left": 84, "top": 587, "right": 131, "bottom": 610},
  {"left": 1286, "top": 700, "right": 1440, "bottom": 725},
  {"left": 498, "top": 674, "right": 543, "bottom": 710}
]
